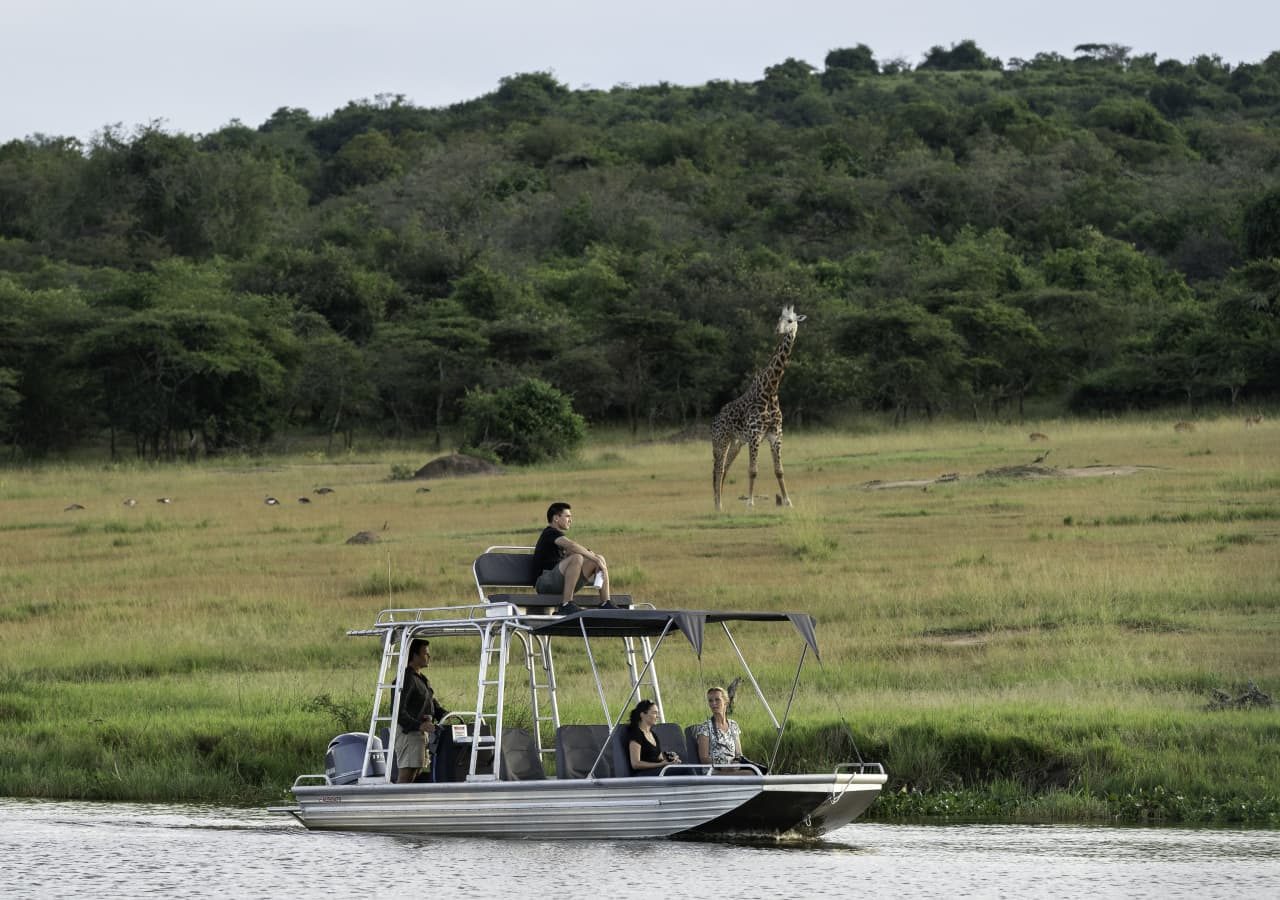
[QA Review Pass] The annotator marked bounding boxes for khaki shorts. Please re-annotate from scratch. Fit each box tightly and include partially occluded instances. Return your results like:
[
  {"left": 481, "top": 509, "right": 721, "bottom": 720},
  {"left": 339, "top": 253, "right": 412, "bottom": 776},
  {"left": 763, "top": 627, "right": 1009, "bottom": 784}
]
[
  {"left": 394, "top": 728, "right": 428, "bottom": 769},
  {"left": 536, "top": 565, "right": 588, "bottom": 595}
]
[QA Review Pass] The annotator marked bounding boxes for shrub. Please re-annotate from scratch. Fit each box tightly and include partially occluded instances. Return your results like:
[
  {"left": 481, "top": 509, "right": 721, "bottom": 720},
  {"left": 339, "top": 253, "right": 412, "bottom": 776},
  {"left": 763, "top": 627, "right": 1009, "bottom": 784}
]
[{"left": 460, "top": 378, "right": 585, "bottom": 465}]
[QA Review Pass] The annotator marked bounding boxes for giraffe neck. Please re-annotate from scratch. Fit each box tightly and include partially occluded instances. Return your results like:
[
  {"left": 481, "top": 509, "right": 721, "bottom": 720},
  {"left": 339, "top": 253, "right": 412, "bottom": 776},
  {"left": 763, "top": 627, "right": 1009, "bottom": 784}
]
[{"left": 751, "top": 331, "right": 795, "bottom": 401}]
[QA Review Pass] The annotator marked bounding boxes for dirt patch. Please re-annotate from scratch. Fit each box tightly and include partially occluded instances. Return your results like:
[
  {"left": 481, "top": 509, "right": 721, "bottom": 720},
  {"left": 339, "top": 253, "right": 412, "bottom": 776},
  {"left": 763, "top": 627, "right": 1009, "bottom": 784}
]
[
  {"left": 1058, "top": 465, "right": 1159, "bottom": 478},
  {"left": 980, "top": 463, "right": 1061, "bottom": 479},
  {"left": 863, "top": 464, "right": 1158, "bottom": 491},
  {"left": 414, "top": 453, "right": 505, "bottom": 479}
]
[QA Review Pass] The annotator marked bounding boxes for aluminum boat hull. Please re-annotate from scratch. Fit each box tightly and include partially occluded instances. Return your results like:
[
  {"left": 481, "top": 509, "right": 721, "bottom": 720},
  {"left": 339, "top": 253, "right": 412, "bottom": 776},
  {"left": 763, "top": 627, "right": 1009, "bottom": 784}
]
[{"left": 289, "top": 771, "right": 885, "bottom": 839}]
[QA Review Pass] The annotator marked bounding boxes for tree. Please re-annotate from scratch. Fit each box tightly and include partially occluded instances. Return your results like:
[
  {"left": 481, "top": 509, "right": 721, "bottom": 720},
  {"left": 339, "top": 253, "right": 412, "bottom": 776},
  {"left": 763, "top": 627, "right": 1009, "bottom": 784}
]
[
  {"left": 461, "top": 378, "right": 585, "bottom": 464},
  {"left": 1208, "top": 260, "right": 1280, "bottom": 402},
  {"left": 824, "top": 45, "right": 878, "bottom": 76},
  {"left": 1243, "top": 188, "right": 1280, "bottom": 261},
  {"left": 235, "top": 245, "right": 400, "bottom": 343},
  {"left": 70, "top": 264, "right": 294, "bottom": 458},
  {"left": 367, "top": 299, "right": 488, "bottom": 447},
  {"left": 838, "top": 301, "right": 967, "bottom": 423},
  {"left": 943, "top": 298, "right": 1048, "bottom": 418},
  {"left": 1073, "top": 44, "right": 1132, "bottom": 66},
  {"left": 919, "top": 40, "right": 1001, "bottom": 72},
  {"left": 600, "top": 299, "right": 728, "bottom": 434},
  {"left": 0, "top": 279, "right": 100, "bottom": 455},
  {"left": 324, "top": 131, "right": 405, "bottom": 194},
  {"left": 285, "top": 311, "right": 375, "bottom": 452},
  {"left": 489, "top": 72, "right": 571, "bottom": 122}
]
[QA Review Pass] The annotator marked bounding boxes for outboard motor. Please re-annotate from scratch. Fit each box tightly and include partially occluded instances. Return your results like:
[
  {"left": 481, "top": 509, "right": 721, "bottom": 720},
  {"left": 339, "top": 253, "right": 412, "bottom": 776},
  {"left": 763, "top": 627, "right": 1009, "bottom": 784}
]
[{"left": 325, "top": 732, "right": 385, "bottom": 785}]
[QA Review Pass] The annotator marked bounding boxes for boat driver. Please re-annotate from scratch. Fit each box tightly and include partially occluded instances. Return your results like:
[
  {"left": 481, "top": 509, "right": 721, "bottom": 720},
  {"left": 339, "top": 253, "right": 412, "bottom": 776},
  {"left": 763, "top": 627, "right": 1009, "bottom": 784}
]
[{"left": 395, "top": 638, "right": 446, "bottom": 783}]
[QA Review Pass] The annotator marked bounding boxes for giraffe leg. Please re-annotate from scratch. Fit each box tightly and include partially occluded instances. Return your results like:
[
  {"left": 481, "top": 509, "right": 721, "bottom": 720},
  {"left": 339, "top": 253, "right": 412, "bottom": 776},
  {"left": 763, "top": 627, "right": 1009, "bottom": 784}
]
[
  {"left": 714, "top": 440, "right": 742, "bottom": 511},
  {"left": 769, "top": 432, "right": 791, "bottom": 507},
  {"left": 712, "top": 434, "right": 727, "bottom": 511},
  {"left": 712, "top": 443, "right": 725, "bottom": 511},
  {"left": 746, "top": 441, "right": 760, "bottom": 507}
]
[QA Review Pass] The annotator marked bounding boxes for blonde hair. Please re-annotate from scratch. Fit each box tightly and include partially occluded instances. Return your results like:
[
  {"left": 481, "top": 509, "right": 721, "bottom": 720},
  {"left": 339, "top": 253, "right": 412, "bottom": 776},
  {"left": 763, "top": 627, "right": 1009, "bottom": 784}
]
[{"left": 706, "top": 686, "right": 727, "bottom": 699}]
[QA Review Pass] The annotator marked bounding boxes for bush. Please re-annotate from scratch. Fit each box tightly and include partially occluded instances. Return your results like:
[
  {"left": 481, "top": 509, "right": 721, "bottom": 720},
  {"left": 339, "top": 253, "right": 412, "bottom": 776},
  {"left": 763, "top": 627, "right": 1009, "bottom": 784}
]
[{"left": 460, "top": 378, "right": 585, "bottom": 465}]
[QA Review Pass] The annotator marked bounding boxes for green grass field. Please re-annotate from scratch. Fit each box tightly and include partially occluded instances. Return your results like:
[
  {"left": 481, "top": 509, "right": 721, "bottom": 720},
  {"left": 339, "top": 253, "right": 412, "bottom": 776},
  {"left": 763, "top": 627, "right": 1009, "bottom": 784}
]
[{"left": 1, "top": 414, "right": 1277, "bottom": 823}]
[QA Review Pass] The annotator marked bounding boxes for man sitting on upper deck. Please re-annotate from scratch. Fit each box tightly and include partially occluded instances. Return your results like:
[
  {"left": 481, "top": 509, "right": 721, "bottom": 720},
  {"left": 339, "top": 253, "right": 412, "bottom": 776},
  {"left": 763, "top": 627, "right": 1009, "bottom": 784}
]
[{"left": 533, "top": 501, "right": 615, "bottom": 614}]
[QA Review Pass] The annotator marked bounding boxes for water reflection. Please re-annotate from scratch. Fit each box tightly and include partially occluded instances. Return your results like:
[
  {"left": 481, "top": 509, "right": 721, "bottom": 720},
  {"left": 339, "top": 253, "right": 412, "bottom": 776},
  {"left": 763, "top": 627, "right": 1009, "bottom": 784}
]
[{"left": 2, "top": 799, "right": 1276, "bottom": 899}]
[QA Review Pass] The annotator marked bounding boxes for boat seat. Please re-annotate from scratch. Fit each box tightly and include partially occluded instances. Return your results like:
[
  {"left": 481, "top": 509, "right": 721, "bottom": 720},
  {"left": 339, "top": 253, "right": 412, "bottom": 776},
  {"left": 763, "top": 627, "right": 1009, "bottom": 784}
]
[
  {"left": 554, "top": 725, "right": 614, "bottom": 779},
  {"left": 499, "top": 728, "right": 546, "bottom": 781},
  {"left": 473, "top": 547, "right": 631, "bottom": 611},
  {"left": 611, "top": 722, "right": 687, "bottom": 776},
  {"left": 655, "top": 723, "right": 687, "bottom": 764},
  {"left": 684, "top": 724, "right": 704, "bottom": 766}
]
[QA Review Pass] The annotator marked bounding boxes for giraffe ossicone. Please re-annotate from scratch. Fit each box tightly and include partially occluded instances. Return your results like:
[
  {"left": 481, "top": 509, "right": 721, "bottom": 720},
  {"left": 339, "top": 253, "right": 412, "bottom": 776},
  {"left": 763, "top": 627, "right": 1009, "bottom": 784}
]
[{"left": 710, "top": 305, "right": 805, "bottom": 511}]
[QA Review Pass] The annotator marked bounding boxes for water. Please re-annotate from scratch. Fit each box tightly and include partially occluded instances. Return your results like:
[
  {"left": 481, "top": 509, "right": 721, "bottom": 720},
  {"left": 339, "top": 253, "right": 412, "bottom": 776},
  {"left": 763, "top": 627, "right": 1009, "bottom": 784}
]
[{"left": 2, "top": 799, "right": 1277, "bottom": 899}]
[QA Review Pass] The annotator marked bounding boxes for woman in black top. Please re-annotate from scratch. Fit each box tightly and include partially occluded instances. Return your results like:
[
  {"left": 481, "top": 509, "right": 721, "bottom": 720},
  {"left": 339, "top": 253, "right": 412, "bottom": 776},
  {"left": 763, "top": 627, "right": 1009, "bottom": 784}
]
[{"left": 627, "top": 699, "right": 680, "bottom": 775}]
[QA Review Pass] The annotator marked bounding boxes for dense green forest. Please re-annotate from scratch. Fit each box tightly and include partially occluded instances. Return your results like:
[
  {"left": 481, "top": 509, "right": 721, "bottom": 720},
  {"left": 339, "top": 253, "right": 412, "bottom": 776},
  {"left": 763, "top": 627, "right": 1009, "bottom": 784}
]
[{"left": 2, "top": 40, "right": 1279, "bottom": 459}]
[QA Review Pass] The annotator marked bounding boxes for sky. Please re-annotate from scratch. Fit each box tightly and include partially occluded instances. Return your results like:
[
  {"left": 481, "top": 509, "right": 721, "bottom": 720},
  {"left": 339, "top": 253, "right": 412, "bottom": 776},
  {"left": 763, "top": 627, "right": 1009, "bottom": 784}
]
[{"left": 4, "top": 0, "right": 1278, "bottom": 144}]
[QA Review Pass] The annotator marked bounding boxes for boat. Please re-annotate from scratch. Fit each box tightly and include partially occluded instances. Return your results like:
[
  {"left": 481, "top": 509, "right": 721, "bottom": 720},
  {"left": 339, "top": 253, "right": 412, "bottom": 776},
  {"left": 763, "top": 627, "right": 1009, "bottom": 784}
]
[{"left": 270, "top": 552, "right": 886, "bottom": 840}]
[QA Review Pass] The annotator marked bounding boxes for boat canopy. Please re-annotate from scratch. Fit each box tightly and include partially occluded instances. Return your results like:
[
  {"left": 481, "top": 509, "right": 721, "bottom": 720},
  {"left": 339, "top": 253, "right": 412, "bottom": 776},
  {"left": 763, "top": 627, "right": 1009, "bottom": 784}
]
[{"left": 529, "top": 609, "right": 820, "bottom": 660}]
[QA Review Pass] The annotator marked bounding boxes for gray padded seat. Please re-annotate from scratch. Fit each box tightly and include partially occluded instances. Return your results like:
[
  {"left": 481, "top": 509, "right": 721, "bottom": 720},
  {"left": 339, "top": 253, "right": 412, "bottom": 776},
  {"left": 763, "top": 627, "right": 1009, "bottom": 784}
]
[
  {"left": 654, "top": 723, "right": 687, "bottom": 762},
  {"left": 554, "top": 725, "right": 613, "bottom": 779},
  {"left": 610, "top": 725, "right": 633, "bottom": 776},
  {"left": 499, "top": 727, "right": 545, "bottom": 781},
  {"left": 473, "top": 550, "right": 631, "bottom": 610},
  {"left": 684, "top": 724, "right": 705, "bottom": 765}
]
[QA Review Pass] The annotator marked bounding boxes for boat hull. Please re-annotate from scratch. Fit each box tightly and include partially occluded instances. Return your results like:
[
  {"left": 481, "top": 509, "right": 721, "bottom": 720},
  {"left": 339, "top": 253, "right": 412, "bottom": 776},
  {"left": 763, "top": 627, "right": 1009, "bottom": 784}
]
[
  {"left": 682, "top": 775, "right": 885, "bottom": 835},
  {"left": 290, "top": 772, "right": 885, "bottom": 840}
]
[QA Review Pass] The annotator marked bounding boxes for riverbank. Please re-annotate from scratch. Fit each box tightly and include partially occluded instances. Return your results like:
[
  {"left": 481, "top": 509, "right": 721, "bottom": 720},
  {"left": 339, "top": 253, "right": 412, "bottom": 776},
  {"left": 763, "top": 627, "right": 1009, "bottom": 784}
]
[{"left": 1, "top": 415, "right": 1277, "bottom": 823}]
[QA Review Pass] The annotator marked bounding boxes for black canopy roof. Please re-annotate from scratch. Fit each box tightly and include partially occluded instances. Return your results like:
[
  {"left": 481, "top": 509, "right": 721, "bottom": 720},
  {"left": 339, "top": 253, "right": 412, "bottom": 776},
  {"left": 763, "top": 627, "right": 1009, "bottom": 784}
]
[{"left": 529, "top": 608, "right": 819, "bottom": 660}]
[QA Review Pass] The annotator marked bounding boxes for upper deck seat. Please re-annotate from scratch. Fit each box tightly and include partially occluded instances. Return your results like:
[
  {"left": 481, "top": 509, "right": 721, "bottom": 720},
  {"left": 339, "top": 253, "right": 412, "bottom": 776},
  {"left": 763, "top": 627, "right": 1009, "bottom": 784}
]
[{"left": 473, "top": 547, "right": 631, "bottom": 612}]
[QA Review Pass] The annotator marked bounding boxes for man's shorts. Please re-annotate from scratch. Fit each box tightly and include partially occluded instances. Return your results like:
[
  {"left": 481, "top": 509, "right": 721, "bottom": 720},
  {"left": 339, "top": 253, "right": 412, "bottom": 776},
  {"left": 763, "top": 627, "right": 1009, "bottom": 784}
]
[
  {"left": 395, "top": 728, "right": 428, "bottom": 769},
  {"left": 536, "top": 565, "right": 588, "bottom": 596}
]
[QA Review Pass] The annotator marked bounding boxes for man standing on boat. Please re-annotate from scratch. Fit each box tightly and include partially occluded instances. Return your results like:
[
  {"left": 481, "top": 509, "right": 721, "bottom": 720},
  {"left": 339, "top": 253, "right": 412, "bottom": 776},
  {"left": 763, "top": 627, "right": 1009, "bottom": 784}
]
[
  {"left": 533, "top": 502, "right": 614, "bottom": 613},
  {"left": 395, "top": 638, "right": 446, "bottom": 784}
]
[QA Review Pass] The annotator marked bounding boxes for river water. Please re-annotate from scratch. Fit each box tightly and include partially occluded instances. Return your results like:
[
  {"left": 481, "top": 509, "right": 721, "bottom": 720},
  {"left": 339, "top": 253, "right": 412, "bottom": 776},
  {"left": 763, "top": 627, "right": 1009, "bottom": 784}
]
[{"left": 1, "top": 799, "right": 1277, "bottom": 899}]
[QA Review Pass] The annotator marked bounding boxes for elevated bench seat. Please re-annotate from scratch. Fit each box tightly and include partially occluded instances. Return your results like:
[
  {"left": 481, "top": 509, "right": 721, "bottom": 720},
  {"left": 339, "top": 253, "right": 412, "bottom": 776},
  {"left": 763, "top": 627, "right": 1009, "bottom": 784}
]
[{"left": 473, "top": 547, "right": 631, "bottom": 612}]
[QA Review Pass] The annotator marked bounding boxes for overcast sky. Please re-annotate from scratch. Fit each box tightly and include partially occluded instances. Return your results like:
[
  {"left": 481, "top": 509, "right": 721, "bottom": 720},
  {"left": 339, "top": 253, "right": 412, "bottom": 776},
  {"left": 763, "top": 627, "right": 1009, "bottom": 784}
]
[{"left": 4, "top": 0, "right": 1278, "bottom": 144}]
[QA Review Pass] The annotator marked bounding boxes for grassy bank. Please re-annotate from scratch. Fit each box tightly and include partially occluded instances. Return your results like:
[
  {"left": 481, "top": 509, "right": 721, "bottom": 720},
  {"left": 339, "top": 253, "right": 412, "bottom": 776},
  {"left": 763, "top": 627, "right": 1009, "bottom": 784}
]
[{"left": 0, "top": 414, "right": 1277, "bottom": 823}]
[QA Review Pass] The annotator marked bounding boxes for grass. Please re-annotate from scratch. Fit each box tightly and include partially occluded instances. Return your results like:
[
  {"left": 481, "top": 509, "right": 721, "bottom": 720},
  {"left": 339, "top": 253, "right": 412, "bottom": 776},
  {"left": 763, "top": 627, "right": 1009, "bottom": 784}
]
[{"left": 0, "top": 413, "right": 1277, "bottom": 823}]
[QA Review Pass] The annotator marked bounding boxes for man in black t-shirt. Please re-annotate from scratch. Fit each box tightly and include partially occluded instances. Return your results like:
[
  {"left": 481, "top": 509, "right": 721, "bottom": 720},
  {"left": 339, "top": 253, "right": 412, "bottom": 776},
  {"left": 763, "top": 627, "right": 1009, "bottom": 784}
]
[{"left": 533, "top": 501, "right": 614, "bottom": 613}]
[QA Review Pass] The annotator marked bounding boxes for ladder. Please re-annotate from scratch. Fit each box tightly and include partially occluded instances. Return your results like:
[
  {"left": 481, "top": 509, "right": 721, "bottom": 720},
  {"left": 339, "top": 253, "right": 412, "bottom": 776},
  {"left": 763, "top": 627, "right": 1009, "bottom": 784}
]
[
  {"left": 362, "top": 627, "right": 404, "bottom": 781},
  {"left": 466, "top": 620, "right": 509, "bottom": 780},
  {"left": 524, "top": 632, "right": 560, "bottom": 760}
]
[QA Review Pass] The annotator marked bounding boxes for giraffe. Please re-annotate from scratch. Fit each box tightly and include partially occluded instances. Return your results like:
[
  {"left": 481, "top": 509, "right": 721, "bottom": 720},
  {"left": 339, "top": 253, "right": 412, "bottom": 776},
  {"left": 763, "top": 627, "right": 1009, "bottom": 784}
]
[{"left": 711, "top": 305, "right": 806, "bottom": 511}]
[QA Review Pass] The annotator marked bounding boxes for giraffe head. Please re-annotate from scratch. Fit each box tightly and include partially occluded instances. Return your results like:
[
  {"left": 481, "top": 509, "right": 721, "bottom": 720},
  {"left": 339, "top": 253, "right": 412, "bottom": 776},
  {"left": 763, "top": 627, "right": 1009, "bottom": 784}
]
[{"left": 776, "top": 305, "right": 806, "bottom": 338}]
